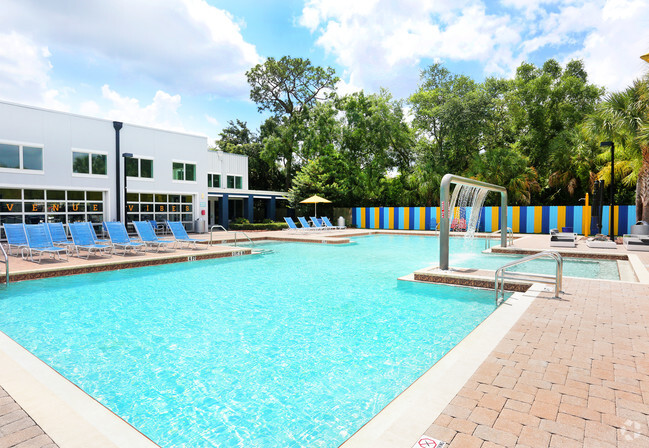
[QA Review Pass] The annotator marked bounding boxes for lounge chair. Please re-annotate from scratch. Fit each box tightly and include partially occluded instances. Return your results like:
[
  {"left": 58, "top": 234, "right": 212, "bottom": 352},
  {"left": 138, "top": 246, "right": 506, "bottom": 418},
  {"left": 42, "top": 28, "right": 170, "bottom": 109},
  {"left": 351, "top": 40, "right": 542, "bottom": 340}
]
[
  {"left": 68, "top": 222, "right": 112, "bottom": 259},
  {"left": 104, "top": 221, "right": 145, "bottom": 255},
  {"left": 46, "top": 222, "right": 74, "bottom": 253},
  {"left": 166, "top": 221, "right": 206, "bottom": 249},
  {"left": 148, "top": 219, "right": 166, "bottom": 235},
  {"left": 88, "top": 222, "right": 110, "bottom": 244},
  {"left": 586, "top": 234, "right": 617, "bottom": 249},
  {"left": 283, "top": 217, "right": 302, "bottom": 231},
  {"left": 298, "top": 217, "right": 323, "bottom": 230},
  {"left": 310, "top": 217, "right": 328, "bottom": 230},
  {"left": 622, "top": 234, "right": 649, "bottom": 251},
  {"left": 24, "top": 224, "right": 68, "bottom": 263},
  {"left": 3, "top": 223, "right": 29, "bottom": 256},
  {"left": 133, "top": 221, "right": 175, "bottom": 252},
  {"left": 550, "top": 228, "right": 576, "bottom": 247},
  {"left": 321, "top": 216, "right": 345, "bottom": 230}
]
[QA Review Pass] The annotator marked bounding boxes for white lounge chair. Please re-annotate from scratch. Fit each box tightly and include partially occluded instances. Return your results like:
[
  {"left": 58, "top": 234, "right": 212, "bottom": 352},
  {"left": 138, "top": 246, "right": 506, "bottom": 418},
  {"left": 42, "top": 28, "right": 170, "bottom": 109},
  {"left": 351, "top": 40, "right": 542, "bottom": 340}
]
[
  {"left": 622, "top": 234, "right": 649, "bottom": 251},
  {"left": 549, "top": 228, "right": 576, "bottom": 247}
]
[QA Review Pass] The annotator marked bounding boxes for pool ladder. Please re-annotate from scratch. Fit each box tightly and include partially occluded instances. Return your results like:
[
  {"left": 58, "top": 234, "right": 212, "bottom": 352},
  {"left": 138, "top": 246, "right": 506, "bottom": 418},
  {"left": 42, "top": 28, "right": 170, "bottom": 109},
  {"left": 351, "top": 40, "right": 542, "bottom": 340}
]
[
  {"left": 494, "top": 251, "right": 562, "bottom": 306},
  {"left": 208, "top": 225, "right": 273, "bottom": 255},
  {"left": 0, "top": 243, "right": 8, "bottom": 286},
  {"left": 485, "top": 227, "right": 514, "bottom": 250}
]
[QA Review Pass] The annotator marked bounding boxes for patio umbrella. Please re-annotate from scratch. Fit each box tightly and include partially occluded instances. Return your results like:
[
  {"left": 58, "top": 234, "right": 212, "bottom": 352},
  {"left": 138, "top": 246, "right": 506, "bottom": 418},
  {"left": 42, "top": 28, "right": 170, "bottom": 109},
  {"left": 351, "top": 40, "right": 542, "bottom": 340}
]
[{"left": 300, "top": 195, "right": 331, "bottom": 217}]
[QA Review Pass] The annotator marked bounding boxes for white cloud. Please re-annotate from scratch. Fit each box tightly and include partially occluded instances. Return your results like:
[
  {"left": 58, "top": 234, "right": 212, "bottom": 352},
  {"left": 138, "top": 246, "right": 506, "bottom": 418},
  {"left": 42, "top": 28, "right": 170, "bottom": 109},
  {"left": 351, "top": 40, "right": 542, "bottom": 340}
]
[
  {"left": 100, "top": 85, "right": 187, "bottom": 132},
  {"left": 205, "top": 115, "right": 219, "bottom": 126},
  {"left": 0, "top": 32, "right": 68, "bottom": 110},
  {"left": 0, "top": 0, "right": 261, "bottom": 97},
  {"left": 571, "top": 0, "right": 649, "bottom": 91},
  {"left": 299, "top": 0, "right": 649, "bottom": 94}
]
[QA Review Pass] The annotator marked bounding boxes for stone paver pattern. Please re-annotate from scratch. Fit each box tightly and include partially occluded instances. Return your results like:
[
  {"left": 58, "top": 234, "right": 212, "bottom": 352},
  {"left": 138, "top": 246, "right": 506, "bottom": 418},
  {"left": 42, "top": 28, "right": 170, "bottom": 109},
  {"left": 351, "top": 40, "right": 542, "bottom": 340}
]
[
  {"left": 0, "top": 386, "right": 58, "bottom": 448},
  {"left": 424, "top": 277, "right": 649, "bottom": 447}
]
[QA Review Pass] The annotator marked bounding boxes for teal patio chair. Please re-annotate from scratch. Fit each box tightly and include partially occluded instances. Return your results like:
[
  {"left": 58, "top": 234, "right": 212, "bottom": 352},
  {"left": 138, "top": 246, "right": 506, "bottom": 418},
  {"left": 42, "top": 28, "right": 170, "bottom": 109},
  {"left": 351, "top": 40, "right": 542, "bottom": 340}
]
[
  {"left": 321, "top": 216, "right": 345, "bottom": 230},
  {"left": 3, "top": 223, "right": 29, "bottom": 256},
  {"left": 166, "top": 221, "right": 206, "bottom": 249},
  {"left": 46, "top": 222, "right": 74, "bottom": 253},
  {"left": 134, "top": 221, "right": 175, "bottom": 252},
  {"left": 104, "top": 221, "right": 145, "bottom": 255},
  {"left": 68, "top": 222, "right": 112, "bottom": 259},
  {"left": 24, "top": 224, "right": 68, "bottom": 263}
]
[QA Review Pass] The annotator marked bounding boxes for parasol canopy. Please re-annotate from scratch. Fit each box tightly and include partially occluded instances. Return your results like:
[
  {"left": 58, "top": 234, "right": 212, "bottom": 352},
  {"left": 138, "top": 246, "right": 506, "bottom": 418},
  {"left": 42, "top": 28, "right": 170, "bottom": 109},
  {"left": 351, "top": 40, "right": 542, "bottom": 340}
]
[{"left": 299, "top": 195, "right": 331, "bottom": 217}]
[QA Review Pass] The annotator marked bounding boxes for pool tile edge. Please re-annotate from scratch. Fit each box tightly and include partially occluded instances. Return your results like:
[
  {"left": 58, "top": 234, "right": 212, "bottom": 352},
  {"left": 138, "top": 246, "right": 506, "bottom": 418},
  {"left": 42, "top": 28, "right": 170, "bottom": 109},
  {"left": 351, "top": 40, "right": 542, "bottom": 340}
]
[
  {"left": 340, "top": 284, "right": 543, "bottom": 448},
  {"left": 0, "top": 331, "right": 160, "bottom": 448}
]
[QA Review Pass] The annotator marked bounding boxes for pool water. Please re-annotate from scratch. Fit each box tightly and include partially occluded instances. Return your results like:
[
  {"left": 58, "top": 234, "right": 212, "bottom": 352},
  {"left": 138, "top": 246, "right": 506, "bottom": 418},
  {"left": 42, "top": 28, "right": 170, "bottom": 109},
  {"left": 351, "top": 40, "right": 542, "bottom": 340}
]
[{"left": 0, "top": 235, "right": 615, "bottom": 447}]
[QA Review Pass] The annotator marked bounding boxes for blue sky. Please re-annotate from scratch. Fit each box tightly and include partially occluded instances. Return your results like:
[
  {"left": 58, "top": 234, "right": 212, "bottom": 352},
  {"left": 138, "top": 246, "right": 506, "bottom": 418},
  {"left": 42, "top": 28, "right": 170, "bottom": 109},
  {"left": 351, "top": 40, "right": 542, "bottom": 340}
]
[{"left": 0, "top": 0, "right": 648, "bottom": 145}]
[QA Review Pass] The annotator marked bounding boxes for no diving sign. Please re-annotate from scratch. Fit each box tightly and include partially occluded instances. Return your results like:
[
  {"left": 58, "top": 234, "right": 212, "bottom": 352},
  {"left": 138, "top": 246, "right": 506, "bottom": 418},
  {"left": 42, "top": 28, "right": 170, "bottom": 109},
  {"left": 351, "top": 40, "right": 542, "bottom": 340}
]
[{"left": 412, "top": 435, "right": 448, "bottom": 448}]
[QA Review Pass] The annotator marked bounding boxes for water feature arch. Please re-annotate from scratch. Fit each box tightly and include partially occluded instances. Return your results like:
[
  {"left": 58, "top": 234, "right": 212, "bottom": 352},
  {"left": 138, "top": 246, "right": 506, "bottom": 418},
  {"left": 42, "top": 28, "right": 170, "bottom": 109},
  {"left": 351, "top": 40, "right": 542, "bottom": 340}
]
[{"left": 439, "top": 174, "right": 508, "bottom": 270}]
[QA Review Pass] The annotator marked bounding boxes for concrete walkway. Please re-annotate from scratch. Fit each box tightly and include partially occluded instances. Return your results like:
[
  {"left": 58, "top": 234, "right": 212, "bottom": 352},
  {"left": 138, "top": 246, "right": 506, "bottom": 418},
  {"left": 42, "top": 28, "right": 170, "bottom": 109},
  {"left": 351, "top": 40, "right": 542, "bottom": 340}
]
[
  {"left": 0, "top": 386, "right": 57, "bottom": 448},
  {"left": 423, "top": 277, "right": 649, "bottom": 447}
]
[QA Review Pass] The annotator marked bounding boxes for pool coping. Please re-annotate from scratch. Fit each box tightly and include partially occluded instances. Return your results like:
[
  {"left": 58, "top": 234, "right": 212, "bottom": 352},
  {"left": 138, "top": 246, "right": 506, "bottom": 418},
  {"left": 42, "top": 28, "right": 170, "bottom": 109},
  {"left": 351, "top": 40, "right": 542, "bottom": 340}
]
[
  {"left": 341, "top": 283, "right": 543, "bottom": 447},
  {"left": 0, "top": 331, "right": 159, "bottom": 448}
]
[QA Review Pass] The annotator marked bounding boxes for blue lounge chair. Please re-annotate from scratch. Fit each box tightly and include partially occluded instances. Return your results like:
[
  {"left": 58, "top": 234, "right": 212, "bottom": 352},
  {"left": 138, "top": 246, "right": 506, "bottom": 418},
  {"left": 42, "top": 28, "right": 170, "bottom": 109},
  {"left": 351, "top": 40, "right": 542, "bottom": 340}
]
[
  {"left": 68, "top": 222, "right": 112, "bottom": 259},
  {"left": 24, "top": 224, "right": 68, "bottom": 263},
  {"left": 166, "top": 221, "right": 206, "bottom": 249},
  {"left": 3, "top": 223, "right": 29, "bottom": 256},
  {"left": 298, "top": 217, "right": 322, "bottom": 230},
  {"left": 104, "top": 221, "right": 145, "bottom": 255},
  {"left": 88, "top": 222, "right": 110, "bottom": 244},
  {"left": 321, "top": 216, "right": 345, "bottom": 230},
  {"left": 148, "top": 220, "right": 166, "bottom": 235},
  {"left": 46, "top": 222, "right": 74, "bottom": 253},
  {"left": 283, "top": 217, "right": 300, "bottom": 230},
  {"left": 133, "top": 221, "right": 175, "bottom": 252},
  {"left": 310, "top": 216, "right": 327, "bottom": 229}
]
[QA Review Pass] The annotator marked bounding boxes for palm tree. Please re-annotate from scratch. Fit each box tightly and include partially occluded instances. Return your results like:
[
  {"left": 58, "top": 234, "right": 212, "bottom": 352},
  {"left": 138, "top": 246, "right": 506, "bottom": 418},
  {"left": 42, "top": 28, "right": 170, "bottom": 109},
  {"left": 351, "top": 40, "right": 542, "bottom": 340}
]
[{"left": 583, "top": 74, "right": 649, "bottom": 222}]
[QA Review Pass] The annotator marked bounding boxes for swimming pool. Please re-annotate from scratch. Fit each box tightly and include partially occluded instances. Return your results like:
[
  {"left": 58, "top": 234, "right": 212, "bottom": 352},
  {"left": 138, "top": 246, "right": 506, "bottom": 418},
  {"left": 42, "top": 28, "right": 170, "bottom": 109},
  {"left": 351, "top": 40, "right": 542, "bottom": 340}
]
[{"left": 0, "top": 234, "right": 616, "bottom": 447}]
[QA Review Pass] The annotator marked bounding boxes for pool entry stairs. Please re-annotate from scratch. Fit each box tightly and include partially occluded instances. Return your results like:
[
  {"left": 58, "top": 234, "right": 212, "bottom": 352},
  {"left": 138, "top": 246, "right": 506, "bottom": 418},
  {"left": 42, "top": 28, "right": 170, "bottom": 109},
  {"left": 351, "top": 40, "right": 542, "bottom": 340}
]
[{"left": 494, "top": 250, "right": 563, "bottom": 306}]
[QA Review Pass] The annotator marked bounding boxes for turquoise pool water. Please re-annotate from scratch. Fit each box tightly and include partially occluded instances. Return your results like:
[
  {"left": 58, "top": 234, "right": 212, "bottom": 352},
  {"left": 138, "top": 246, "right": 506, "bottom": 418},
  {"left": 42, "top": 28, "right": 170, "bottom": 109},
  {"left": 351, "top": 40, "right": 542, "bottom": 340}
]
[{"left": 0, "top": 234, "right": 615, "bottom": 447}]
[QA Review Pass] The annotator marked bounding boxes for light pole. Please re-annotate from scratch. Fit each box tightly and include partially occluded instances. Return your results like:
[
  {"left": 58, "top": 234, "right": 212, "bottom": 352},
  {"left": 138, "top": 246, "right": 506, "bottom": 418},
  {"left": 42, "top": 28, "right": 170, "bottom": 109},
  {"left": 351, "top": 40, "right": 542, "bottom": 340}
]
[
  {"left": 122, "top": 153, "right": 133, "bottom": 224},
  {"left": 600, "top": 142, "right": 614, "bottom": 240}
]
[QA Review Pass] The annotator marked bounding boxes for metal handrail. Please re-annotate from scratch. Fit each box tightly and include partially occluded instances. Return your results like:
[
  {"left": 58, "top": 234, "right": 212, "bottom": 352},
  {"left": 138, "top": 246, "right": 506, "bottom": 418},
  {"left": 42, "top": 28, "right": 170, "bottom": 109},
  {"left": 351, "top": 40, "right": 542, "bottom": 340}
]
[
  {"left": 209, "top": 224, "right": 227, "bottom": 246},
  {"left": 0, "top": 243, "right": 8, "bottom": 286},
  {"left": 233, "top": 231, "right": 255, "bottom": 247},
  {"left": 485, "top": 227, "right": 514, "bottom": 249},
  {"left": 208, "top": 225, "right": 256, "bottom": 249},
  {"left": 495, "top": 250, "right": 562, "bottom": 306}
]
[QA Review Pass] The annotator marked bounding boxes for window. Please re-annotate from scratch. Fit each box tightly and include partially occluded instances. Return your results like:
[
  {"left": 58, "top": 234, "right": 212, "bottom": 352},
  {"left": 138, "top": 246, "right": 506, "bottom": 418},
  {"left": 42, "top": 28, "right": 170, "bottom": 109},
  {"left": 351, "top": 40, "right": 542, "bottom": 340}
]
[
  {"left": 226, "top": 175, "right": 243, "bottom": 189},
  {"left": 72, "top": 150, "right": 107, "bottom": 175},
  {"left": 208, "top": 173, "right": 220, "bottom": 188},
  {"left": 0, "top": 142, "right": 43, "bottom": 171},
  {"left": 172, "top": 162, "right": 196, "bottom": 181},
  {"left": 0, "top": 189, "right": 105, "bottom": 232},
  {"left": 125, "top": 157, "right": 153, "bottom": 179}
]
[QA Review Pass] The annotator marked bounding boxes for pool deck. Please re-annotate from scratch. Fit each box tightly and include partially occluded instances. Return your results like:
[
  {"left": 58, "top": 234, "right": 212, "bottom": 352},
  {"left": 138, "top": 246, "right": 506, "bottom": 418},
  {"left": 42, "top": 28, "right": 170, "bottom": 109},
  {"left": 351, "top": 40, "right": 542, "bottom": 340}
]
[{"left": 2, "top": 230, "right": 649, "bottom": 447}]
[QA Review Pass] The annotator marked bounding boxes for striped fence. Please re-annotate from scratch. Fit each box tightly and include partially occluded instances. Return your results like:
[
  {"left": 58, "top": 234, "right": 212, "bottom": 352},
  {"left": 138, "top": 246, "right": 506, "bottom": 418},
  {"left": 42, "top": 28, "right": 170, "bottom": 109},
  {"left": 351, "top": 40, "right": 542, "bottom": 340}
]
[{"left": 351, "top": 205, "right": 638, "bottom": 236}]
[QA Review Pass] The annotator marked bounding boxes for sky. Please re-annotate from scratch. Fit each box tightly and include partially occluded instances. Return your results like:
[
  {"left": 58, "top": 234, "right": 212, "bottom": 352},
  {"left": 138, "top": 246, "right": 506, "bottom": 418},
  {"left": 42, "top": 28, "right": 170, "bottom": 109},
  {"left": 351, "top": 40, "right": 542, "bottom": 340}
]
[{"left": 0, "top": 0, "right": 648, "bottom": 146}]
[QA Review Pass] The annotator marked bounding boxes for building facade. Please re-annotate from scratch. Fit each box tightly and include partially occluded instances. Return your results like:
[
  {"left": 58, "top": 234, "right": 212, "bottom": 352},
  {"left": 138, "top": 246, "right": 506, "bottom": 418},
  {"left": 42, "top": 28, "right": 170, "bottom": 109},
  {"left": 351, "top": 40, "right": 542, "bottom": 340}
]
[{"left": 0, "top": 100, "right": 285, "bottom": 235}]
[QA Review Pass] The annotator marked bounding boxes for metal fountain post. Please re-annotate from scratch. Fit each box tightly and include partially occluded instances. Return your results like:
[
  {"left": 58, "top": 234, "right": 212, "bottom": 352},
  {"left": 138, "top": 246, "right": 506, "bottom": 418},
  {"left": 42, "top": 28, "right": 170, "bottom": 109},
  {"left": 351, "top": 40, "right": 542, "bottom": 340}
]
[{"left": 440, "top": 174, "right": 508, "bottom": 270}]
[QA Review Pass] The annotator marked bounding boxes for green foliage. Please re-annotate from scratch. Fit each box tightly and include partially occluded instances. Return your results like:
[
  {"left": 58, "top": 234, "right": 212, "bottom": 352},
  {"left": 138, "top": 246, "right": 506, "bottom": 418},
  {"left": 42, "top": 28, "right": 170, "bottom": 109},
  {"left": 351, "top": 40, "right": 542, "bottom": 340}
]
[
  {"left": 216, "top": 55, "right": 644, "bottom": 209},
  {"left": 246, "top": 56, "right": 339, "bottom": 190},
  {"left": 212, "top": 120, "right": 284, "bottom": 191},
  {"left": 229, "top": 222, "right": 288, "bottom": 231}
]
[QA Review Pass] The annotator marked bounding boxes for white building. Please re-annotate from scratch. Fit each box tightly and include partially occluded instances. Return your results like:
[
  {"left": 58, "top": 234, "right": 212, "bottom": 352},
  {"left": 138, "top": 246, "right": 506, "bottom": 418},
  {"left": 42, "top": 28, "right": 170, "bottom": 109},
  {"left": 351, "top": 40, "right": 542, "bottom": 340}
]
[{"left": 0, "top": 100, "right": 286, "bottom": 233}]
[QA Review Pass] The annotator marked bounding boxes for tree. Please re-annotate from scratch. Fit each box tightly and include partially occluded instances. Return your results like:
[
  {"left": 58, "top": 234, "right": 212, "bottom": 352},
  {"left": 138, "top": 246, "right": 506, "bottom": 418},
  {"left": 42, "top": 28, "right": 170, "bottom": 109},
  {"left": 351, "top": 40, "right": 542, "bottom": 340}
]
[
  {"left": 506, "top": 59, "right": 602, "bottom": 203},
  {"left": 583, "top": 74, "right": 649, "bottom": 221},
  {"left": 468, "top": 145, "right": 540, "bottom": 205},
  {"left": 246, "top": 56, "right": 339, "bottom": 190},
  {"left": 212, "top": 120, "right": 283, "bottom": 191}
]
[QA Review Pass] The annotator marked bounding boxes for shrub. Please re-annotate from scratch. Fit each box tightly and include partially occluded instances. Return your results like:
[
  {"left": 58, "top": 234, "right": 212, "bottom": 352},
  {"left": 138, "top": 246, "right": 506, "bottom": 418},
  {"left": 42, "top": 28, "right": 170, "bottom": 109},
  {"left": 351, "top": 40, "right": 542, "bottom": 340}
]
[{"left": 228, "top": 222, "right": 288, "bottom": 231}]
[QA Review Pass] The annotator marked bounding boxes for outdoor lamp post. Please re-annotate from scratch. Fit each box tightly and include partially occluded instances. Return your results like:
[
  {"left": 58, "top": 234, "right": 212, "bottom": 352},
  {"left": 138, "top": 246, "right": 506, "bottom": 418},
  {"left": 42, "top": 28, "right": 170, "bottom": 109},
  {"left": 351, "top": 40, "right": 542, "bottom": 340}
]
[
  {"left": 600, "top": 141, "right": 614, "bottom": 240},
  {"left": 122, "top": 153, "right": 133, "bottom": 224}
]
